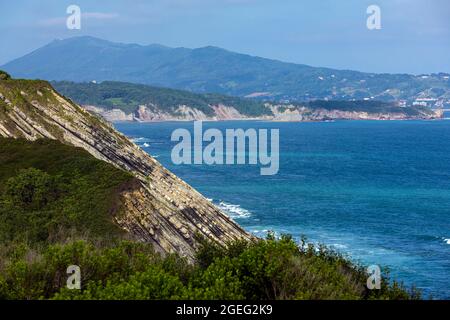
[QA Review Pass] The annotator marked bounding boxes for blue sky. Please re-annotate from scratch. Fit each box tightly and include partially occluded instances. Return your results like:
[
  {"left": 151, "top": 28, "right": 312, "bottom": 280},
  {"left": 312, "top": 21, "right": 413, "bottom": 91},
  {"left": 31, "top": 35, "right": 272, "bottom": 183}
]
[{"left": 1, "top": 0, "right": 449, "bottom": 74}]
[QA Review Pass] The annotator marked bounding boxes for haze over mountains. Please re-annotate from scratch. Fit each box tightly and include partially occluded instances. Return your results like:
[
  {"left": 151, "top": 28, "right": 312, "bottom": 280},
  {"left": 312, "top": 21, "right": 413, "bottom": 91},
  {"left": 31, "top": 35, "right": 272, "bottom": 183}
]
[{"left": 2, "top": 36, "right": 449, "bottom": 102}]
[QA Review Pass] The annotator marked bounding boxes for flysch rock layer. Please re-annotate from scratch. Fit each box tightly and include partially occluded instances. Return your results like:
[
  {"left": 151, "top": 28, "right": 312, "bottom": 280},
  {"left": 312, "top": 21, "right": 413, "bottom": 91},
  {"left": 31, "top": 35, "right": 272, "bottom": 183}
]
[{"left": 0, "top": 80, "right": 252, "bottom": 261}]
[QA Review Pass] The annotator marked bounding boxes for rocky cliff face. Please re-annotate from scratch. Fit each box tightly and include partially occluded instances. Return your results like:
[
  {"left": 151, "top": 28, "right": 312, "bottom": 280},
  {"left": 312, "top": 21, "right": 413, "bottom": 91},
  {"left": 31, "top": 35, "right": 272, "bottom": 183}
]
[
  {"left": 84, "top": 104, "right": 259, "bottom": 122},
  {"left": 267, "top": 105, "right": 444, "bottom": 121},
  {"left": 84, "top": 102, "right": 443, "bottom": 122},
  {"left": 0, "top": 79, "right": 251, "bottom": 260}
]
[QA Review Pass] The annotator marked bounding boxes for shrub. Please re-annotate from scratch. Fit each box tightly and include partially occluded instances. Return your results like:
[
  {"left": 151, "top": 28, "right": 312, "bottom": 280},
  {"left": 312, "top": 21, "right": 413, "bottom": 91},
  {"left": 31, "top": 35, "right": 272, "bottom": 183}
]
[
  {"left": 0, "top": 70, "right": 11, "bottom": 81},
  {"left": 0, "top": 237, "right": 420, "bottom": 300}
]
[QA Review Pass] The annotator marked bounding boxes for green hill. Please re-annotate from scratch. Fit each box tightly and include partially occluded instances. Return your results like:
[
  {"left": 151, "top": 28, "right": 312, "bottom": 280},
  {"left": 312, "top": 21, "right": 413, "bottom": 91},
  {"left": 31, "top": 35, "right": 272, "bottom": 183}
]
[{"left": 52, "top": 80, "right": 272, "bottom": 117}]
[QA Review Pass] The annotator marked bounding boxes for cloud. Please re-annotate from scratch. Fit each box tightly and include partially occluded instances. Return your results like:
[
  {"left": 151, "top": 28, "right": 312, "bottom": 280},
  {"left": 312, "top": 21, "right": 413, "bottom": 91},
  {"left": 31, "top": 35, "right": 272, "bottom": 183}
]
[{"left": 38, "top": 12, "right": 119, "bottom": 27}]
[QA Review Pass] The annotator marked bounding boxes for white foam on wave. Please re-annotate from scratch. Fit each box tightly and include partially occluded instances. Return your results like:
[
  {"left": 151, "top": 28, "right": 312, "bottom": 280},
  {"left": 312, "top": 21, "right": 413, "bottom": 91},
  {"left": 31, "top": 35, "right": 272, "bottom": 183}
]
[
  {"left": 444, "top": 238, "right": 450, "bottom": 245},
  {"left": 330, "top": 243, "right": 348, "bottom": 249},
  {"left": 142, "top": 143, "right": 150, "bottom": 148},
  {"left": 250, "top": 229, "right": 269, "bottom": 235},
  {"left": 131, "top": 137, "right": 151, "bottom": 143},
  {"left": 217, "top": 201, "right": 252, "bottom": 219}
]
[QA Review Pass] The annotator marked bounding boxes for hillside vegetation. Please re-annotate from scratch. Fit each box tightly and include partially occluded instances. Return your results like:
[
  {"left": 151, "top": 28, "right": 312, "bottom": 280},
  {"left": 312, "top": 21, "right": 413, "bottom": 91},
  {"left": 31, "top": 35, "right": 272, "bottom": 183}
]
[
  {"left": 0, "top": 138, "right": 134, "bottom": 243},
  {"left": 0, "top": 235, "right": 421, "bottom": 300}
]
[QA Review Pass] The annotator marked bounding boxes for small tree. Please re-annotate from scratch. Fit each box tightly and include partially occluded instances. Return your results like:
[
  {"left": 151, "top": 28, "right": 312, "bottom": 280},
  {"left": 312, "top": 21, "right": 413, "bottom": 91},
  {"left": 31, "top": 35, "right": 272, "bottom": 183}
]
[{"left": 0, "top": 70, "right": 11, "bottom": 80}]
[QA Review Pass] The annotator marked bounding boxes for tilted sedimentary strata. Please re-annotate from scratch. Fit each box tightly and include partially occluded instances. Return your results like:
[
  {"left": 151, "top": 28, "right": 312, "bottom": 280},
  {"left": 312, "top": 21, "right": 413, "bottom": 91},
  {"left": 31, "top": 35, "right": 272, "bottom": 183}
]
[{"left": 0, "top": 79, "right": 252, "bottom": 260}]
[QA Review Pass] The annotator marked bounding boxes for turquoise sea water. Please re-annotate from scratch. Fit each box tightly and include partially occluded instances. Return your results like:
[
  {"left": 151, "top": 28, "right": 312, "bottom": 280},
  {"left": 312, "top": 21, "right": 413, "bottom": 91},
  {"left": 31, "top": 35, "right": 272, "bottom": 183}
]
[{"left": 115, "top": 119, "right": 450, "bottom": 299}]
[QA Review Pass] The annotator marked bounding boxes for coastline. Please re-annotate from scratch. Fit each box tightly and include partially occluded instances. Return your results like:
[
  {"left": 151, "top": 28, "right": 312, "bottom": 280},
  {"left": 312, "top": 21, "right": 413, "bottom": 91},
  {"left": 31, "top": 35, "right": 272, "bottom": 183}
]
[{"left": 85, "top": 104, "right": 444, "bottom": 123}]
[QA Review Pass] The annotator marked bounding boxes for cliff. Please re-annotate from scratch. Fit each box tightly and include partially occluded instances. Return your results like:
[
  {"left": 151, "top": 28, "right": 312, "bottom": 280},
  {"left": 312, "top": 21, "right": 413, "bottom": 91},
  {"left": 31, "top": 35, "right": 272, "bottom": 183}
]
[
  {"left": 50, "top": 80, "right": 442, "bottom": 123},
  {"left": 84, "top": 103, "right": 264, "bottom": 122},
  {"left": 267, "top": 104, "right": 443, "bottom": 121},
  {"left": 0, "top": 78, "right": 251, "bottom": 260},
  {"left": 51, "top": 80, "right": 272, "bottom": 120},
  {"left": 84, "top": 102, "right": 443, "bottom": 122}
]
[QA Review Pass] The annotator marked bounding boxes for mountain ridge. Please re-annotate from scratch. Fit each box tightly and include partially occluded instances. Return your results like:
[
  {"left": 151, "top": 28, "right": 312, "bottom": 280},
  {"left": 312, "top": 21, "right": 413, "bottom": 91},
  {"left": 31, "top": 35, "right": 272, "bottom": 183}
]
[{"left": 3, "top": 36, "right": 449, "bottom": 103}]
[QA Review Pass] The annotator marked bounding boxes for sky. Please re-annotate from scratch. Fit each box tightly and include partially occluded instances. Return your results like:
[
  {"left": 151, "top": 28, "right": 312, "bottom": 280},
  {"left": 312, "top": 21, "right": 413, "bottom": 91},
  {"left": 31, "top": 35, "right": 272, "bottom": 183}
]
[{"left": 0, "top": 0, "right": 449, "bottom": 74}]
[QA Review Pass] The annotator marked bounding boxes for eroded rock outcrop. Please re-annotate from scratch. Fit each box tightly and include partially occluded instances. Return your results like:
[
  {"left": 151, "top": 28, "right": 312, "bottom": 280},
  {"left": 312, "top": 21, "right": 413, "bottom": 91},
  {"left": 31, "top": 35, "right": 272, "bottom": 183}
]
[
  {"left": 88, "top": 104, "right": 257, "bottom": 122},
  {"left": 267, "top": 104, "right": 443, "bottom": 121},
  {"left": 83, "top": 101, "right": 443, "bottom": 122},
  {"left": 0, "top": 79, "right": 252, "bottom": 260}
]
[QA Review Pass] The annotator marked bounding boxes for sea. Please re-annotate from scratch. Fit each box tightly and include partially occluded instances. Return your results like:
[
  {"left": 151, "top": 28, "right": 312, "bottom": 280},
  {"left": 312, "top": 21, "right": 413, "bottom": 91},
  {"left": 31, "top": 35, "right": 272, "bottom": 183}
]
[{"left": 115, "top": 117, "right": 450, "bottom": 299}]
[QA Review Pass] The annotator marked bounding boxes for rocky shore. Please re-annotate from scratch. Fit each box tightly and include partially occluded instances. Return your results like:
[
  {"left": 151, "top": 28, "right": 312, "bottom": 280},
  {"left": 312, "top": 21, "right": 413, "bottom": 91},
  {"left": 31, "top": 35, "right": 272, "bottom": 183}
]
[{"left": 84, "top": 103, "right": 443, "bottom": 123}]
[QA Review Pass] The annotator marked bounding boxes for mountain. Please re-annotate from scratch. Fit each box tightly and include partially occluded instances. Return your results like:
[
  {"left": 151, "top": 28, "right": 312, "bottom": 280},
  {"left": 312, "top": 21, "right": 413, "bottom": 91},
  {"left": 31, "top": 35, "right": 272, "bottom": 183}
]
[
  {"left": 2, "top": 36, "right": 449, "bottom": 102},
  {"left": 51, "top": 80, "right": 442, "bottom": 122},
  {"left": 0, "top": 72, "right": 251, "bottom": 261}
]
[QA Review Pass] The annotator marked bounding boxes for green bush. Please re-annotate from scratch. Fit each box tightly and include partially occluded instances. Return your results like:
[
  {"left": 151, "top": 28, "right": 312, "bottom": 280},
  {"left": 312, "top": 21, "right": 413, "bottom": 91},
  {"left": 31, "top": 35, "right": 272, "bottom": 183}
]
[
  {"left": 0, "top": 70, "right": 11, "bottom": 81},
  {"left": 0, "top": 236, "right": 420, "bottom": 300},
  {"left": 4, "top": 168, "right": 58, "bottom": 210}
]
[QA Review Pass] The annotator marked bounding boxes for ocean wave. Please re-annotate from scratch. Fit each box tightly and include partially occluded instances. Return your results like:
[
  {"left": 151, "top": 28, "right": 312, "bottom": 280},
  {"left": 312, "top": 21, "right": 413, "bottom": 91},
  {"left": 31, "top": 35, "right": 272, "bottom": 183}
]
[
  {"left": 330, "top": 243, "right": 348, "bottom": 249},
  {"left": 444, "top": 238, "right": 450, "bottom": 245},
  {"left": 250, "top": 229, "right": 284, "bottom": 240},
  {"left": 250, "top": 229, "right": 269, "bottom": 235},
  {"left": 217, "top": 201, "right": 252, "bottom": 219},
  {"left": 131, "top": 137, "right": 152, "bottom": 143}
]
